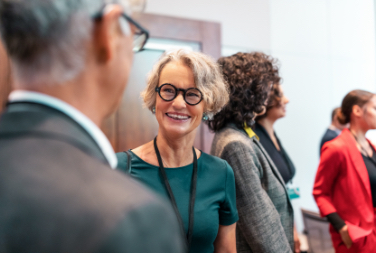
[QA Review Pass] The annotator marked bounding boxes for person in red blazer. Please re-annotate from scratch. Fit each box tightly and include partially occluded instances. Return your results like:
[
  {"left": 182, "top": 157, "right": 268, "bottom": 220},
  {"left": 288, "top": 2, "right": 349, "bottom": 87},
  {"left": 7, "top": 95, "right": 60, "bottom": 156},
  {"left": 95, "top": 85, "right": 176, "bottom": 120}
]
[{"left": 313, "top": 89, "right": 376, "bottom": 253}]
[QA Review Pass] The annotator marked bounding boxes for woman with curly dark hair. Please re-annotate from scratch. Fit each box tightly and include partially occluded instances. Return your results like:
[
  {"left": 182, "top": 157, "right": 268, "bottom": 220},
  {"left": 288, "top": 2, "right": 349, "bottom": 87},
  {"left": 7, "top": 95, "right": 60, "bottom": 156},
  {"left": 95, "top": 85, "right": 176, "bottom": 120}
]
[{"left": 209, "top": 52, "right": 294, "bottom": 253}]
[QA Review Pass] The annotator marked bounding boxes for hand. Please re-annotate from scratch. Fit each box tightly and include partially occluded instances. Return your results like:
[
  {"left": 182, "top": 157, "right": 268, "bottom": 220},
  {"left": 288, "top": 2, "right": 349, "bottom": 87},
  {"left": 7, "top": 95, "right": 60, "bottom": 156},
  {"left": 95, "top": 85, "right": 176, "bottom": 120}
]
[
  {"left": 293, "top": 226, "right": 301, "bottom": 253},
  {"left": 339, "top": 225, "right": 352, "bottom": 249}
]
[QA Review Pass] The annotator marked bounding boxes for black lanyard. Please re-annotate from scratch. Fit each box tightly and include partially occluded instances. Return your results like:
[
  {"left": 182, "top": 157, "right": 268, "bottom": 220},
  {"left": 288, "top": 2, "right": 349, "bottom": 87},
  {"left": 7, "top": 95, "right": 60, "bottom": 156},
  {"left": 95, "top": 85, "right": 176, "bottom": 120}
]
[{"left": 153, "top": 137, "right": 197, "bottom": 252}]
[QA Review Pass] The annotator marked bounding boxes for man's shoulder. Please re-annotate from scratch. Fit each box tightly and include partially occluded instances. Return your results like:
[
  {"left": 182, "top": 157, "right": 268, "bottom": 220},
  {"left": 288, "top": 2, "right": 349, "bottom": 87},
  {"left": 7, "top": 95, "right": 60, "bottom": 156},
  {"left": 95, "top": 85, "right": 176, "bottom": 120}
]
[
  {"left": 97, "top": 197, "right": 184, "bottom": 253},
  {"left": 0, "top": 102, "right": 109, "bottom": 164},
  {"left": 323, "top": 128, "right": 339, "bottom": 140},
  {"left": 0, "top": 132, "right": 158, "bottom": 207},
  {"left": 0, "top": 128, "right": 179, "bottom": 252}
]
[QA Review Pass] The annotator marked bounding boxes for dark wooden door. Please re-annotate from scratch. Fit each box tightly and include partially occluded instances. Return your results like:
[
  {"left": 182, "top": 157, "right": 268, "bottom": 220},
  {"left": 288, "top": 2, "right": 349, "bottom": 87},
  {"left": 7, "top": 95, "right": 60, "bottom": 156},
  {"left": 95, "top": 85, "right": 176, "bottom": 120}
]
[{"left": 0, "top": 41, "right": 12, "bottom": 113}]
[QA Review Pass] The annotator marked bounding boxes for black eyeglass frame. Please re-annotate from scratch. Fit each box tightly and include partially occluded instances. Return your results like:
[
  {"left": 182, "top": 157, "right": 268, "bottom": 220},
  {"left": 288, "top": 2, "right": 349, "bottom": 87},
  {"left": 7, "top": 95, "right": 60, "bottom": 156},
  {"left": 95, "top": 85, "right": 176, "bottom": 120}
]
[
  {"left": 92, "top": 7, "right": 149, "bottom": 52},
  {"left": 155, "top": 83, "right": 204, "bottom": 106}
]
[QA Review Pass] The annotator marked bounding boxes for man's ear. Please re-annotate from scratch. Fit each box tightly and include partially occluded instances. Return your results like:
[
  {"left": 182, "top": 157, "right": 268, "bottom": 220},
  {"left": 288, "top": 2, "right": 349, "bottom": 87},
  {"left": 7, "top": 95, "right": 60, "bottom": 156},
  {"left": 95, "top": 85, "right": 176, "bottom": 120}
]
[{"left": 93, "top": 4, "right": 123, "bottom": 63}]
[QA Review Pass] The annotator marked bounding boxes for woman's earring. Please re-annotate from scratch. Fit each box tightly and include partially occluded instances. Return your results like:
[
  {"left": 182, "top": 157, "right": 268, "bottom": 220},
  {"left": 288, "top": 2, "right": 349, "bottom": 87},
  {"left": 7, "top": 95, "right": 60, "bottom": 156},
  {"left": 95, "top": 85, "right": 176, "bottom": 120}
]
[
  {"left": 202, "top": 113, "right": 208, "bottom": 121},
  {"left": 152, "top": 107, "right": 156, "bottom": 114}
]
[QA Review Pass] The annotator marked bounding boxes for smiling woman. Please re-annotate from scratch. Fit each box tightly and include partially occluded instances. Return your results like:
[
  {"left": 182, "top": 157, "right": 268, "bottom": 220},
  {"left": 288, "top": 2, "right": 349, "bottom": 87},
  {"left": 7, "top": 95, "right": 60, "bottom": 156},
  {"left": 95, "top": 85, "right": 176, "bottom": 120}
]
[
  {"left": 116, "top": 49, "right": 238, "bottom": 253},
  {"left": 154, "top": 61, "right": 205, "bottom": 140}
]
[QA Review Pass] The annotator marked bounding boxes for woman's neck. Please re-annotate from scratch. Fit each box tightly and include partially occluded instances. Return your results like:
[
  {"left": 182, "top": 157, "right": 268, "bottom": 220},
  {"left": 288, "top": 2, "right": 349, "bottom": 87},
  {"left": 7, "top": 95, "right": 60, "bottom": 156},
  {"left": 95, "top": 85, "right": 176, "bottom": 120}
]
[
  {"left": 257, "top": 117, "right": 276, "bottom": 139},
  {"left": 349, "top": 123, "right": 368, "bottom": 145},
  {"left": 155, "top": 131, "right": 196, "bottom": 168},
  {"left": 348, "top": 121, "right": 374, "bottom": 157},
  {"left": 257, "top": 117, "right": 280, "bottom": 151}
]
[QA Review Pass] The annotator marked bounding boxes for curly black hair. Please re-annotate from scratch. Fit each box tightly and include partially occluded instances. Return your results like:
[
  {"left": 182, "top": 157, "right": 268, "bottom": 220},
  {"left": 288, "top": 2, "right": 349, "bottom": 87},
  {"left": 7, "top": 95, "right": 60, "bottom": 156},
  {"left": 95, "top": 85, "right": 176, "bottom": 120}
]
[{"left": 207, "top": 52, "right": 280, "bottom": 132}]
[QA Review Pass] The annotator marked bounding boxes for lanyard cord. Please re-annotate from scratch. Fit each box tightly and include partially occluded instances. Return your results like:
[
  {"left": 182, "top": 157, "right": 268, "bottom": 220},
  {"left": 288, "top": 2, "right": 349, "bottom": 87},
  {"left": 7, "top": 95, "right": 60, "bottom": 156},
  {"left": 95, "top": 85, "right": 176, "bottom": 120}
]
[{"left": 153, "top": 137, "right": 197, "bottom": 252}]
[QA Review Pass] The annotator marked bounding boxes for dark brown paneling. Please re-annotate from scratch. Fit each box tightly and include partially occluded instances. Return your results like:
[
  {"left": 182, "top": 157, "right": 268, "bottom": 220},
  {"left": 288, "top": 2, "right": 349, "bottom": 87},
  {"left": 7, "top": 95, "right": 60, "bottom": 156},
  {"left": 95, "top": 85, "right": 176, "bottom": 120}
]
[
  {"left": 137, "top": 14, "right": 203, "bottom": 42},
  {"left": 0, "top": 40, "right": 12, "bottom": 113},
  {"left": 200, "top": 21, "right": 221, "bottom": 60},
  {"left": 116, "top": 50, "right": 161, "bottom": 152},
  {"left": 101, "top": 113, "right": 116, "bottom": 149},
  {"left": 104, "top": 13, "right": 221, "bottom": 153},
  {"left": 137, "top": 13, "right": 221, "bottom": 58}
]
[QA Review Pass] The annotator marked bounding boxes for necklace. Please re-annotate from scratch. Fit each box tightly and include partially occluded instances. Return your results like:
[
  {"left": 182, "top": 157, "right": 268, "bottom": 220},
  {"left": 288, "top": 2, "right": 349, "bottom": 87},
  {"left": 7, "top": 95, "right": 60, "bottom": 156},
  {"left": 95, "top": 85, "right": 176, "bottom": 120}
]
[
  {"left": 153, "top": 136, "right": 197, "bottom": 252},
  {"left": 351, "top": 131, "right": 372, "bottom": 157}
]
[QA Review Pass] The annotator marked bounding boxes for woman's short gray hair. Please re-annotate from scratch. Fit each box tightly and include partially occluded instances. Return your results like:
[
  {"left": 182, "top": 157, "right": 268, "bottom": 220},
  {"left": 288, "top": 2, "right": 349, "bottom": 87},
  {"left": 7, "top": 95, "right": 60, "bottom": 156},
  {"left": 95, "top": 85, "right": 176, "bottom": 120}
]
[{"left": 142, "top": 49, "right": 229, "bottom": 118}]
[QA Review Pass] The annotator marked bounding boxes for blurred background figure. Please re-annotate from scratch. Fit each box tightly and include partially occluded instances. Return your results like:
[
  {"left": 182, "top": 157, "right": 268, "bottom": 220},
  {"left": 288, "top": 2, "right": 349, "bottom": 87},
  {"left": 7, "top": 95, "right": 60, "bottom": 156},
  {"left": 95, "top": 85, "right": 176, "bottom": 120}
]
[
  {"left": 0, "top": 0, "right": 183, "bottom": 252},
  {"left": 210, "top": 52, "right": 294, "bottom": 253},
  {"left": 255, "top": 83, "right": 295, "bottom": 185},
  {"left": 0, "top": 39, "right": 11, "bottom": 113},
  {"left": 117, "top": 49, "right": 238, "bottom": 253},
  {"left": 319, "top": 107, "right": 349, "bottom": 154},
  {"left": 254, "top": 83, "right": 301, "bottom": 252},
  {"left": 313, "top": 90, "right": 376, "bottom": 253}
]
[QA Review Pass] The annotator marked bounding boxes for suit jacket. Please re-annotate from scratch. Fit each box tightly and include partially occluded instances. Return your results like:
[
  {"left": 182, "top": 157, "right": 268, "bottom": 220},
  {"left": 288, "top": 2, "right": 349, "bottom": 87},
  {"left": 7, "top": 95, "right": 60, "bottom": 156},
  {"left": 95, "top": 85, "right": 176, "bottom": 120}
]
[
  {"left": 0, "top": 102, "right": 183, "bottom": 253},
  {"left": 319, "top": 128, "right": 339, "bottom": 154},
  {"left": 313, "top": 128, "right": 375, "bottom": 251},
  {"left": 211, "top": 124, "right": 294, "bottom": 253}
]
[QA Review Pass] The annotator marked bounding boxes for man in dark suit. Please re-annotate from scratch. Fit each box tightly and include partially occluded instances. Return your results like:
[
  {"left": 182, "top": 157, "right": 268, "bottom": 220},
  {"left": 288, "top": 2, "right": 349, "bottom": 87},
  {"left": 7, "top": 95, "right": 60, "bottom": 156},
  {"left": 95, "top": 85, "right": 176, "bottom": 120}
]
[
  {"left": 0, "top": 0, "right": 183, "bottom": 252},
  {"left": 319, "top": 107, "right": 348, "bottom": 154}
]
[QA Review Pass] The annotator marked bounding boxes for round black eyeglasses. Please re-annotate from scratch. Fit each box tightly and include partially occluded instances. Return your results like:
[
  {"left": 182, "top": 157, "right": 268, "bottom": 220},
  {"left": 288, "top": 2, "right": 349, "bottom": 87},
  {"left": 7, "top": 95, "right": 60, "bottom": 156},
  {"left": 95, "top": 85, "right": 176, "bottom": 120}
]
[{"left": 155, "top": 83, "right": 203, "bottom": 106}]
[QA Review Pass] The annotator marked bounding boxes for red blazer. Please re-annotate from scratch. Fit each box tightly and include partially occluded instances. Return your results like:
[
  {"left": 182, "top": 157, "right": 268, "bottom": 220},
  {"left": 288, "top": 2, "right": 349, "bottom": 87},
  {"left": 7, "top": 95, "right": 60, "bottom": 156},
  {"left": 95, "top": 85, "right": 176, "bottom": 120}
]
[{"left": 313, "top": 128, "right": 375, "bottom": 243}]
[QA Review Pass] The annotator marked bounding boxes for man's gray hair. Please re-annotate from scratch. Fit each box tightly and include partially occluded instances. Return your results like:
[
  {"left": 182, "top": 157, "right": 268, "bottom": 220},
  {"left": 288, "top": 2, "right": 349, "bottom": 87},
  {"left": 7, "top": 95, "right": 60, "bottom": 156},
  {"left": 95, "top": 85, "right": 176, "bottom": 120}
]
[{"left": 0, "top": 0, "right": 144, "bottom": 87}]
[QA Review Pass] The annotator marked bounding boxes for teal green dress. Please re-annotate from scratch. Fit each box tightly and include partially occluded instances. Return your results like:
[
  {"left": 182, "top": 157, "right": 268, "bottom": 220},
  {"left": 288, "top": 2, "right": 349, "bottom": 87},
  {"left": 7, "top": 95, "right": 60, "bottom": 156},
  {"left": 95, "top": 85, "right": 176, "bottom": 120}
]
[{"left": 116, "top": 151, "right": 238, "bottom": 253}]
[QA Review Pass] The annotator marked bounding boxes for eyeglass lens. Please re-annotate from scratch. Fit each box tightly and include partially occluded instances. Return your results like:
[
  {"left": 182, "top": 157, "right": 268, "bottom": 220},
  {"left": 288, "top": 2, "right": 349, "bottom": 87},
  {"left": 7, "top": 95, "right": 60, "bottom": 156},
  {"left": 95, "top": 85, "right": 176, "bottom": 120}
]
[
  {"left": 159, "top": 84, "right": 202, "bottom": 105},
  {"left": 121, "top": 14, "right": 148, "bottom": 52},
  {"left": 133, "top": 33, "right": 147, "bottom": 52}
]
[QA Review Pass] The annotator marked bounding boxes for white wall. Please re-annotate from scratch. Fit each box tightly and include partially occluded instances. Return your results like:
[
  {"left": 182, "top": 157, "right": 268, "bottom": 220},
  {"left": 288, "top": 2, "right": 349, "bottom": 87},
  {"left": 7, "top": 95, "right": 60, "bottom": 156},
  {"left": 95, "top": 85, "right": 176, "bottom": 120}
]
[
  {"left": 270, "top": 0, "right": 376, "bottom": 231},
  {"left": 146, "top": 0, "right": 376, "bottom": 232}
]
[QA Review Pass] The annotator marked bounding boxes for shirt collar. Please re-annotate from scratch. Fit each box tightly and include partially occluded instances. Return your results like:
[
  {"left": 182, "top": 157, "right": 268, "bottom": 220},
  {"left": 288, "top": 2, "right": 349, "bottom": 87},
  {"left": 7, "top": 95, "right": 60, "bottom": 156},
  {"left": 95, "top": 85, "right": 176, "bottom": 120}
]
[
  {"left": 329, "top": 124, "right": 342, "bottom": 134},
  {"left": 8, "top": 90, "right": 118, "bottom": 169}
]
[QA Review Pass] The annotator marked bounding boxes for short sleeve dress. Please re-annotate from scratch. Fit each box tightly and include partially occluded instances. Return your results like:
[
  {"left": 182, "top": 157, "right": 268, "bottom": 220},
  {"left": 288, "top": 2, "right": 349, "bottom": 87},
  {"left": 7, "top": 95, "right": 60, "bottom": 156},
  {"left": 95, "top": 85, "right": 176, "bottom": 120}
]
[{"left": 116, "top": 151, "right": 239, "bottom": 253}]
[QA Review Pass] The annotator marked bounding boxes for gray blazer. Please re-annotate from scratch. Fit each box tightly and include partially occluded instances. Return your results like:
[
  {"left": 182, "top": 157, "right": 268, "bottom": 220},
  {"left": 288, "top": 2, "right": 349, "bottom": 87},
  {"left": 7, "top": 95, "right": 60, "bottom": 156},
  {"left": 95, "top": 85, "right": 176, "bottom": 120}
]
[
  {"left": 0, "top": 102, "right": 184, "bottom": 253},
  {"left": 211, "top": 124, "right": 294, "bottom": 253}
]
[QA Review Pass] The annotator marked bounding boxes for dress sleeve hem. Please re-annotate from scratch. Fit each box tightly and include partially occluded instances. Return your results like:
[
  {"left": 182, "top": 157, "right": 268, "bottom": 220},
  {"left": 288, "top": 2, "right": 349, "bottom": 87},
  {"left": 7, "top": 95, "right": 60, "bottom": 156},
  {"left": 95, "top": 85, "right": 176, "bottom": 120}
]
[{"left": 219, "top": 212, "right": 239, "bottom": 226}]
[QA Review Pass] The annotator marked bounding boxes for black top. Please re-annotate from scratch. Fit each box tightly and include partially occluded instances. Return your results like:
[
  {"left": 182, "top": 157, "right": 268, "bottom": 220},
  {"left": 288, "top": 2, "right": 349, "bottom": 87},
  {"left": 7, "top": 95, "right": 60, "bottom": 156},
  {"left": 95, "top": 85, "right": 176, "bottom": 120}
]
[
  {"left": 361, "top": 150, "right": 376, "bottom": 208},
  {"left": 326, "top": 213, "right": 346, "bottom": 232},
  {"left": 320, "top": 128, "right": 339, "bottom": 153},
  {"left": 254, "top": 122, "right": 296, "bottom": 184}
]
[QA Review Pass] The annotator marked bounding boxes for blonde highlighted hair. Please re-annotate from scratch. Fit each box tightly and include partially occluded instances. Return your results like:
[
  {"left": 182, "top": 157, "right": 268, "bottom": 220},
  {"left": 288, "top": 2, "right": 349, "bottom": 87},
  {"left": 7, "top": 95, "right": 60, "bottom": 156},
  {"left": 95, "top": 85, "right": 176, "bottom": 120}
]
[{"left": 141, "top": 49, "right": 229, "bottom": 119}]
